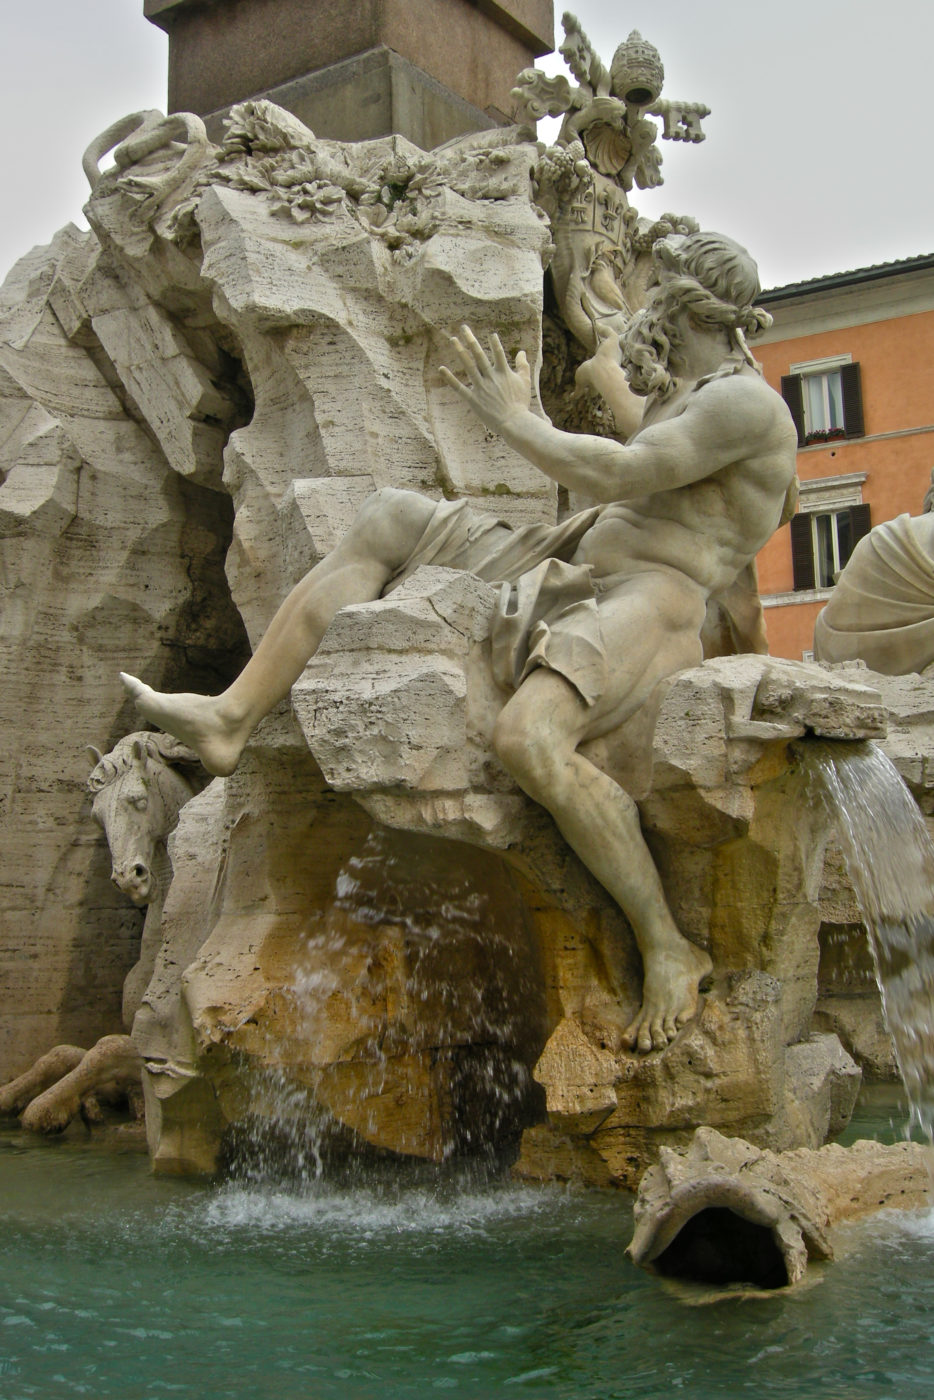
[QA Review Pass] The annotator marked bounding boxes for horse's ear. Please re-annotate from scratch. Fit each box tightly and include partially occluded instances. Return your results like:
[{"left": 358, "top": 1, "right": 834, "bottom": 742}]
[
  {"left": 86, "top": 745, "right": 104, "bottom": 768},
  {"left": 131, "top": 736, "right": 148, "bottom": 764}
]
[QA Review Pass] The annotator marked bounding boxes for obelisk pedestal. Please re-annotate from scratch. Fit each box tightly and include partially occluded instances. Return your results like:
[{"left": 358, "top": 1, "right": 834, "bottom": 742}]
[{"left": 144, "top": 0, "right": 554, "bottom": 147}]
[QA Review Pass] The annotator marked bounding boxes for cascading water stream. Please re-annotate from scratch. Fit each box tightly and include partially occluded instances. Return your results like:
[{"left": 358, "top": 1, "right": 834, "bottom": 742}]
[
  {"left": 222, "top": 827, "right": 545, "bottom": 1185},
  {"left": 802, "top": 738, "right": 934, "bottom": 1142}
]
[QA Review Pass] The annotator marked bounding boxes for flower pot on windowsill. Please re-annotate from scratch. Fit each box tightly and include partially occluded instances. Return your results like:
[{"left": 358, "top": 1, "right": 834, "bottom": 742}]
[{"left": 804, "top": 428, "right": 847, "bottom": 446}]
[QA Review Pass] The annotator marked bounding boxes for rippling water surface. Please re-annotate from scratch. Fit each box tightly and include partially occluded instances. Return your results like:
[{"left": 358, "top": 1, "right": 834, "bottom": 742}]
[{"left": 1, "top": 1101, "right": 932, "bottom": 1400}]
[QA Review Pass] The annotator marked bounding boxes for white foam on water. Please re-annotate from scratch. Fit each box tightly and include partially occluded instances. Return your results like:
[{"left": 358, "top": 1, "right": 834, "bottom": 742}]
[
  {"left": 835, "top": 1203, "right": 934, "bottom": 1263},
  {"left": 176, "top": 1178, "right": 565, "bottom": 1241},
  {"left": 878, "top": 1205, "right": 934, "bottom": 1242}
]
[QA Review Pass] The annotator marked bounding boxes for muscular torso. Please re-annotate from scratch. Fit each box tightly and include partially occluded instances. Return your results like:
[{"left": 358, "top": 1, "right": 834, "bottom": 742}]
[{"left": 569, "top": 366, "right": 798, "bottom": 595}]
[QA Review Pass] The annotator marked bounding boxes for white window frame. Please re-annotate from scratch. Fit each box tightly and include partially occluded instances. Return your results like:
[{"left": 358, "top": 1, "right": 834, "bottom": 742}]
[
  {"left": 789, "top": 353, "right": 853, "bottom": 440},
  {"left": 809, "top": 509, "right": 851, "bottom": 587},
  {"left": 797, "top": 471, "right": 865, "bottom": 513}
]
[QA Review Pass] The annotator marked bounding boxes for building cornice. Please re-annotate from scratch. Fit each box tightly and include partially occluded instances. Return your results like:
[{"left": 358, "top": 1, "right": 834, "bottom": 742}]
[
  {"left": 756, "top": 263, "right": 934, "bottom": 344},
  {"left": 760, "top": 253, "right": 934, "bottom": 302}
]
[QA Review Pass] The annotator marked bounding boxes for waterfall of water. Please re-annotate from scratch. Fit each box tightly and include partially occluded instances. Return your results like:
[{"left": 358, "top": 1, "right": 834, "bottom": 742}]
[
  {"left": 803, "top": 739, "right": 934, "bottom": 1142},
  {"left": 221, "top": 826, "right": 545, "bottom": 1183}
]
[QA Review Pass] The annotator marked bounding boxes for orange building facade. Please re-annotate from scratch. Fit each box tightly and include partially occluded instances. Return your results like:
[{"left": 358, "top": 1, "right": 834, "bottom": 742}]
[{"left": 754, "top": 255, "right": 934, "bottom": 659}]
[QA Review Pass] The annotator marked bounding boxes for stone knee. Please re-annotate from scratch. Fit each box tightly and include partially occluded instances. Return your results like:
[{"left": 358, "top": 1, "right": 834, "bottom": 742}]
[
  {"left": 343, "top": 487, "right": 435, "bottom": 572},
  {"left": 493, "top": 698, "right": 573, "bottom": 803}
]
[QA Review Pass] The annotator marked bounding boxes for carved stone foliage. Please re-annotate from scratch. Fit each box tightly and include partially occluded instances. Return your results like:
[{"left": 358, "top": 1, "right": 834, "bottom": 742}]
[
  {"left": 93, "top": 99, "right": 541, "bottom": 261},
  {"left": 213, "top": 102, "right": 535, "bottom": 251}
]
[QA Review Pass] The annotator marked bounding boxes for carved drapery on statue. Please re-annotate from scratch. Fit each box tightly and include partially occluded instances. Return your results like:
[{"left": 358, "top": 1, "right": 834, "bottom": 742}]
[{"left": 814, "top": 512, "right": 934, "bottom": 674}]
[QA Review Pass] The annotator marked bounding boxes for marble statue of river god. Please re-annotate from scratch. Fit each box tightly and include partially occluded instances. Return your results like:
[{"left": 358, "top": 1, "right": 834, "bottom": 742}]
[{"left": 123, "top": 230, "right": 799, "bottom": 1057}]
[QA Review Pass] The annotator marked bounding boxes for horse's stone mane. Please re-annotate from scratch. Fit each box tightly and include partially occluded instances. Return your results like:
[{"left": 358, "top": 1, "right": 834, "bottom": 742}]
[{"left": 87, "top": 731, "right": 201, "bottom": 794}]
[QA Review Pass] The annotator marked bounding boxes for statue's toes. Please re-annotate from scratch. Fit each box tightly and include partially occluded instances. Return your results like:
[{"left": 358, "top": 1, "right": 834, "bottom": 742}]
[
  {"left": 621, "top": 1012, "right": 642, "bottom": 1051},
  {"left": 650, "top": 1018, "right": 669, "bottom": 1050}
]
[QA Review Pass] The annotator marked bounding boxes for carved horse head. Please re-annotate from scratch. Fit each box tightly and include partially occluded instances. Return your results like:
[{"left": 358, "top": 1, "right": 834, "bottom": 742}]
[{"left": 87, "top": 732, "right": 203, "bottom": 905}]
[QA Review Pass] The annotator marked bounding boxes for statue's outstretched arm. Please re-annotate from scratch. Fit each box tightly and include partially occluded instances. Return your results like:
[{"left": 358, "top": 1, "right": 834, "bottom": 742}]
[{"left": 441, "top": 326, "right": 765, "bottom": 503}]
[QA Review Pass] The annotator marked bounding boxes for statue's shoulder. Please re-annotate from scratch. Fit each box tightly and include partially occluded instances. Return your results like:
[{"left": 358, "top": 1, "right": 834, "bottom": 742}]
[{"left": 692, "top": 362, "right": 786, "bottom": 424}]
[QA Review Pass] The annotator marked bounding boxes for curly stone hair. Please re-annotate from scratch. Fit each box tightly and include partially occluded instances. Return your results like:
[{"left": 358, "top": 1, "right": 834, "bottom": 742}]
[
  {"left": 620, "top": 231, "right": 772, "bottom": 396},
  {"left": 655, "top": 231, "right": 772, "bottom": 344}
]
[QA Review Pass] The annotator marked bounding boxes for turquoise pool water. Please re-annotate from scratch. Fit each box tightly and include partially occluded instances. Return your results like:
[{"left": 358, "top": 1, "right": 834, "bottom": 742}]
[{"left": 1, "top": 1095, "right": 932, "bottom": 1400}]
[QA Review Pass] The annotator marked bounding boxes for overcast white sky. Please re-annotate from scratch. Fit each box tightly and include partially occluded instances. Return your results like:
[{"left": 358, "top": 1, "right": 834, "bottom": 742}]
[{"left": 1, "top": 0, "right": 932, "bottom": 290}]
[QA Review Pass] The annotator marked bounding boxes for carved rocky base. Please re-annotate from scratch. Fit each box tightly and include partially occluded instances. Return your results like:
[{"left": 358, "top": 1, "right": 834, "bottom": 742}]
[
  {"left": 294, "top": 574, "right": 888, "bottom": 1184},
  {"left": 136, "top": 563, "right": 902, "bottom": 1180},
  {"left": 515, "top": 999, "right": 861, "bottom": 1191},
  {"left": 134, "top": 710, "right": 551, "bottom": 1176}
]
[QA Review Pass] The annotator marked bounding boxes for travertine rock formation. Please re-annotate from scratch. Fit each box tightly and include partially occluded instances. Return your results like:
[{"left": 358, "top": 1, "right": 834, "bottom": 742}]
[
  {"left": 0, "top": 223, "right": 248, "bottom": 1081},
  {"left": 0, "top": 100, "right": 557, "bottom": 1089},
  {"left": 45, "top": 104, "right": 563, "bottom": 1172},
  {"left": 136, "top": 707, "right": 549, "bottom": 1175}
]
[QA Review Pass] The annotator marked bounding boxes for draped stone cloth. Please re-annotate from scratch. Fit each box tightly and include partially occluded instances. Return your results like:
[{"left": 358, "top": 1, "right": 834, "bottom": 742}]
[
  {"left": 814, "top": 513, "right": 934, "bottom": 675},
  {"left": 388, "top": 498, "right": 768, "bottom": 707}
]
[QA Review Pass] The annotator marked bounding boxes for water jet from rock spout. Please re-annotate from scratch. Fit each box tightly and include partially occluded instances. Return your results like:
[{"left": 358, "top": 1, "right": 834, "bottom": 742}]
[{"left": 801, "top": 739, "right": 934, "bottom": 1142}]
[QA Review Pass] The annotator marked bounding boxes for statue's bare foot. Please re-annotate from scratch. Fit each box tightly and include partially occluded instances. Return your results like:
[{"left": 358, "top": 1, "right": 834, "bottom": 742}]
[
  {"left": 120, "top": 673, "right": 249, "bottom": 776},
  {"left": 621, "top": 940, "right": 712, "bottom": 1054}
]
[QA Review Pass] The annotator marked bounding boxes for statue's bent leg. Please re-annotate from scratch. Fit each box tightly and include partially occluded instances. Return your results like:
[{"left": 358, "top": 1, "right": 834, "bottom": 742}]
[
  {"left": 123, "top": 488, "right": 436, "bottom": 775},
  {"left": 493, "top": 572, "right": 712, "bottom": 1053}
]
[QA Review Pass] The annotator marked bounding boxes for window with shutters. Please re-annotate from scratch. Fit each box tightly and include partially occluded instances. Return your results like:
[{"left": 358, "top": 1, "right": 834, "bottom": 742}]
[
  {"left": 780, "top": 354, "right": 864, "bottom": 447},
  {"left": 789, "top": 499, "right": 871, "bottom": 591},
  {"left": 803, "top": 371, "right": 845, "bottom": 438}
]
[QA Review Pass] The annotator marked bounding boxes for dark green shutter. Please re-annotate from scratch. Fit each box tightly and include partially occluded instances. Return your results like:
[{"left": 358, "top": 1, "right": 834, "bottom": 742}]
[
  {"left": 790, "top": 513, "right": 815, "bottom": 590},
  {"left": 781, "top": 374, "right": 806, "bottom": 446},
  {"left": 848, "top": 502, "right": 871, "bottom": 549},
  {"left": 841, "top": 363, "right": 864, "bottom": 437}
]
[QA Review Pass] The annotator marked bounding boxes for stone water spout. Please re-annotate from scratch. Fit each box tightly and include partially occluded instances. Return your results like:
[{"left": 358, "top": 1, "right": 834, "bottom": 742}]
[{"left": 629, "top": 1126, "right": 931, "bottom": 1291}]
